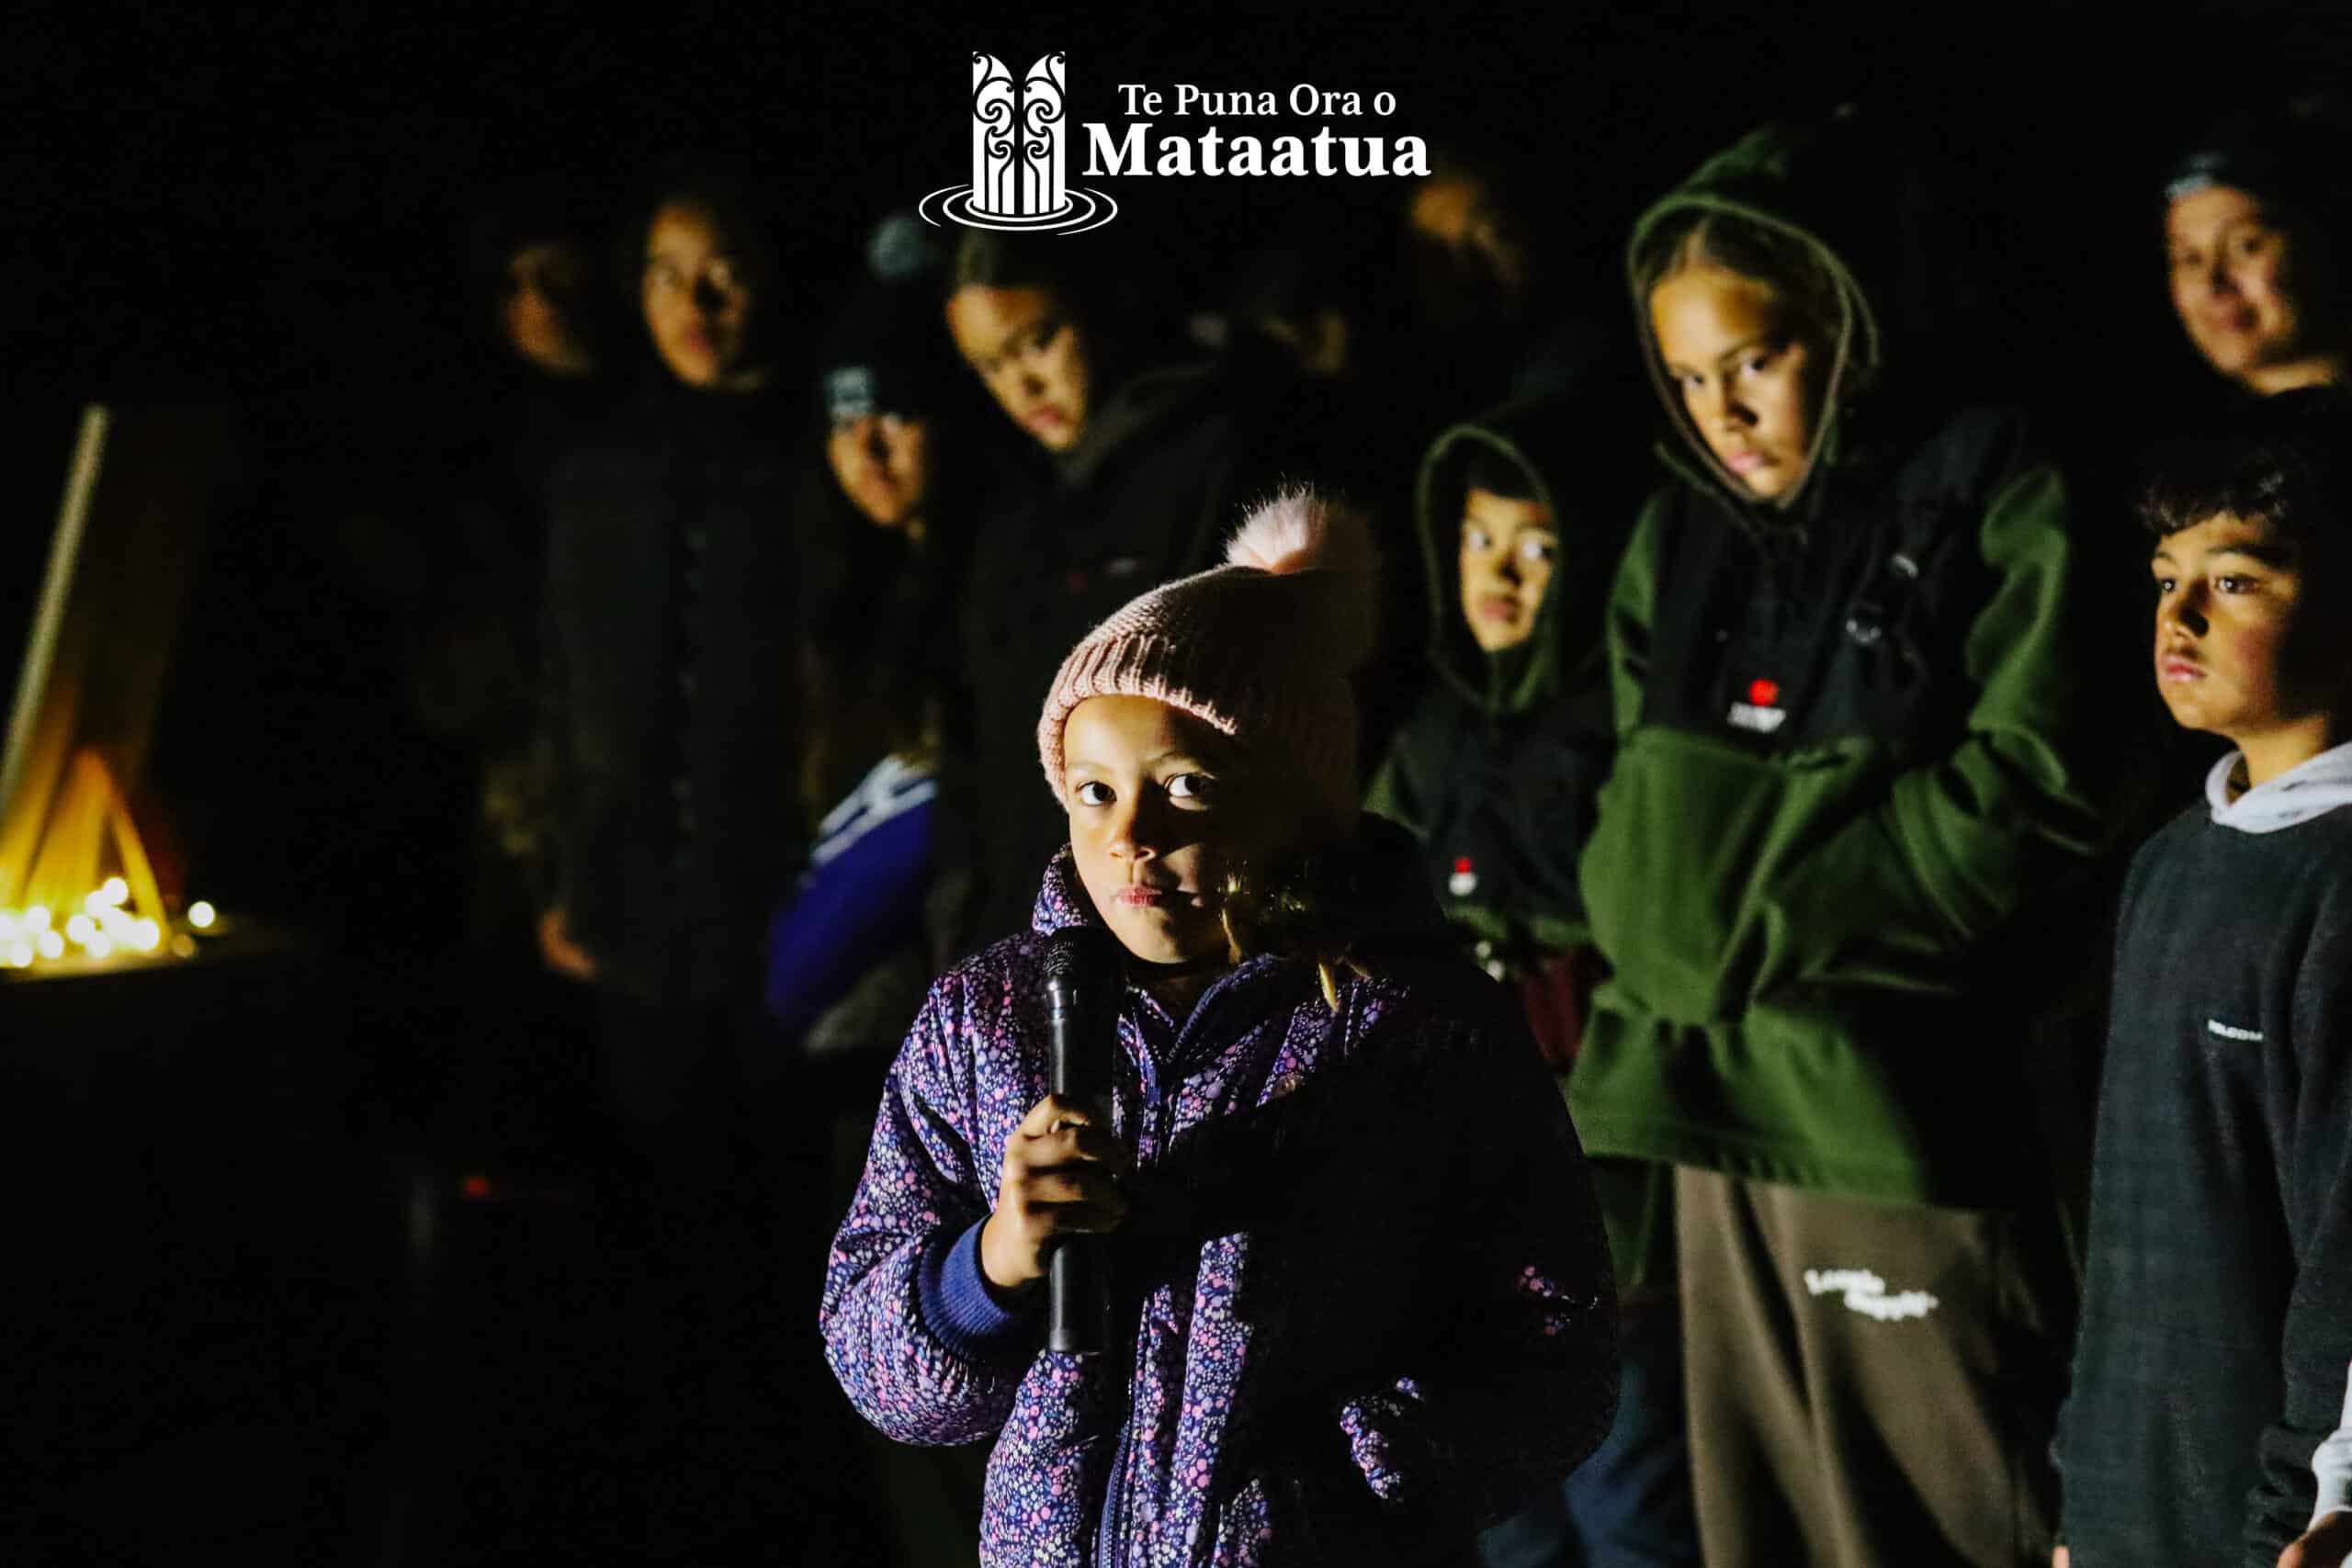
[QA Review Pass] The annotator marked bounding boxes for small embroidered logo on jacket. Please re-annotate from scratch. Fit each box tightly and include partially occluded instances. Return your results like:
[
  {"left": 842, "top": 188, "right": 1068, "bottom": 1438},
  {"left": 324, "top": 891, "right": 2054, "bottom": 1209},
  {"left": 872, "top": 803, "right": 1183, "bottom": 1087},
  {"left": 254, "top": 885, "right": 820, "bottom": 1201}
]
[
  {"left": 1729, "top": 676, "right": 1787, "bottom": 734},
  {"left": 1803, "top": 1268, "right": 1939, "bottom": 1322},
  {"left": 2207, "top": 1018, "right": 2264, "bottom": 1042}
]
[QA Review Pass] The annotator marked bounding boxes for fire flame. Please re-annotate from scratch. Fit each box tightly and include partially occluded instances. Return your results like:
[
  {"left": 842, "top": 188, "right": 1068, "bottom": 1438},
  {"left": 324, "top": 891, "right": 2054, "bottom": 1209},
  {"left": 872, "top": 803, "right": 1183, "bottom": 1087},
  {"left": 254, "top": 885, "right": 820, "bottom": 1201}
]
[{"left": 0, "top": 746, "right": 209, "bottom": 973}]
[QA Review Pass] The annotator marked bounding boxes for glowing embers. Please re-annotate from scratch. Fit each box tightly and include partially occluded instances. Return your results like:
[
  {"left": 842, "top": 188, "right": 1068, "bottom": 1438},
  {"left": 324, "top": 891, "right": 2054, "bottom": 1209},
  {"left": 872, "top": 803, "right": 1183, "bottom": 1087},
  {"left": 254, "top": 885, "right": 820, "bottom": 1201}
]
[
  {"left": 0, "top": 896, "right": 217, "bottom": 973},
  {"left": 0, "top": 884, "right": 209, "bottom": 972}
]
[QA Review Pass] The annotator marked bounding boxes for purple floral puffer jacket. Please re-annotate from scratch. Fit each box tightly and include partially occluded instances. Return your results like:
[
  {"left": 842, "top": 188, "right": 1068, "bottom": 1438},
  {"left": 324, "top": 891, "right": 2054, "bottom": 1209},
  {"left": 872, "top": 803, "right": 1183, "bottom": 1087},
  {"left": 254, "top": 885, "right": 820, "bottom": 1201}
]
[{"left": 820, "top": 839, "right": 1617, "bottom": 1566}]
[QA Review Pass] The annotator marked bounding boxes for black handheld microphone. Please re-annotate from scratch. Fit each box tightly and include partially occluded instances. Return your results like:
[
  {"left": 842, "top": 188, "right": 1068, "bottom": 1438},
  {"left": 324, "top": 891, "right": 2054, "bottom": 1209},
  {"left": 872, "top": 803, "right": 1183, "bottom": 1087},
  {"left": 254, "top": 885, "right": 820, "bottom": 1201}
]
[{"left": 1041, "top": 929, "right": 1111, "bottom": 1354}]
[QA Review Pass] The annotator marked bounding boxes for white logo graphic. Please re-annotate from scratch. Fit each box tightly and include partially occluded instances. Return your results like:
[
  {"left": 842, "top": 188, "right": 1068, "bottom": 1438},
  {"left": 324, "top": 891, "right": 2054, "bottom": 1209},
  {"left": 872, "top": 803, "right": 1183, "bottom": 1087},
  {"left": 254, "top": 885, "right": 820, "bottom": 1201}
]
[
  {"left": 1727, "top": 701, "right": 1788, "bottom": 734},
  {"left": 921, "top": 52, "right": 1118, "bottom": 234},
  {"left": 1803, "top": 1268, "right": 1940, "bottom": 1323},
  {"left": 2207, "top": 1018, "right": 2264, "bottom": 1042}
]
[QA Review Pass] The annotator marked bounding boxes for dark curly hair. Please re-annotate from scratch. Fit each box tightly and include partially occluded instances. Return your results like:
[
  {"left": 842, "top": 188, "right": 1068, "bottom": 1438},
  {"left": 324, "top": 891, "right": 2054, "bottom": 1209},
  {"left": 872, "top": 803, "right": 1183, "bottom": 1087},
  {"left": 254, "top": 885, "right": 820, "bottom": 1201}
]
[{"left": 2138, "top": 386, "right": 2352, "bottom": 542}]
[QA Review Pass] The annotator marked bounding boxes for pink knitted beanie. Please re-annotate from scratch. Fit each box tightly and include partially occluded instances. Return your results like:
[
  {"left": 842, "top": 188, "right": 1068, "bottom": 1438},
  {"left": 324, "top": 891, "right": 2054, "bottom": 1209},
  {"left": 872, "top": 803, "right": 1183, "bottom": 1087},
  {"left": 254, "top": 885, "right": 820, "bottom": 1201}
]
[{"left": 1037, "top": 488, "right": 1378, "bottom": 833}]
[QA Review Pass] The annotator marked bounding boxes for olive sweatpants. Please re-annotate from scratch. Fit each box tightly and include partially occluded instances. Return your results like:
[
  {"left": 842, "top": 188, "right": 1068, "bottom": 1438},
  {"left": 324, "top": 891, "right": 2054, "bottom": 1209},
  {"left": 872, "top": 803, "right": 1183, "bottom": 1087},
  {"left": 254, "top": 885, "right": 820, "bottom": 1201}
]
[{"left": 1677, "top": 1168, "right": 2072, "bottom": 1568}]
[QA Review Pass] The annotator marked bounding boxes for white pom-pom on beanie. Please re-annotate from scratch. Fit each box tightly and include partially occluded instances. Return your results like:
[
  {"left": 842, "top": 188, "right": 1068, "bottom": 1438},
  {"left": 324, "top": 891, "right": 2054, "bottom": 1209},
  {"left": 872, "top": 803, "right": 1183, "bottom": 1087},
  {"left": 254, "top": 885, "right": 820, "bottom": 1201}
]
[
  {"left": 1223, "top": 487, "right": 1378, "bottom": 576},
  {"left": 1037, "top": 487, "right": 1377, "bottom": 833}
]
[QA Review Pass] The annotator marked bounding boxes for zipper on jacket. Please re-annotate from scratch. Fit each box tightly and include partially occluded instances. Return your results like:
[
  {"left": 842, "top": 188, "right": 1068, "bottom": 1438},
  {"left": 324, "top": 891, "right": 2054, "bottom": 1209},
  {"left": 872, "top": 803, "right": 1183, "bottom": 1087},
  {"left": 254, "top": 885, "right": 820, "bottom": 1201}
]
[
  {"left": 1089, "top": 959, "right": 1284, "bottom": 1568},
  {"left": 1153, "top": 958, "right": 1271, "bottom": 1075},
  {"left": 1093, "top": 1420, "right": 1136, "bottom": 1568}
]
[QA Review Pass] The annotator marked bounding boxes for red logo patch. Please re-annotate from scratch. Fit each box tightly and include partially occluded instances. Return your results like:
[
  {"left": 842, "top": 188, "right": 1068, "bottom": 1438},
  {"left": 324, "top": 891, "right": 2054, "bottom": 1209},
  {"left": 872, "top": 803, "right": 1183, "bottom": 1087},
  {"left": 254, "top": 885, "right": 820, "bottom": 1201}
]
[{"left": 1747, "top": 678, "right": 1781, "bottom": 707}]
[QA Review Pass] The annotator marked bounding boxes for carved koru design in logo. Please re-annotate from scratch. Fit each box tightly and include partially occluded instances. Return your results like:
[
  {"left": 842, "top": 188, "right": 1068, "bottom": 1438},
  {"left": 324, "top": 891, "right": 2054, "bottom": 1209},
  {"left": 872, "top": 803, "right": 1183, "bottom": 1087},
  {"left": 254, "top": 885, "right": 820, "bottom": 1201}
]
[{"left": 922, "top": 51, "right": 1116, "bottom": 234}]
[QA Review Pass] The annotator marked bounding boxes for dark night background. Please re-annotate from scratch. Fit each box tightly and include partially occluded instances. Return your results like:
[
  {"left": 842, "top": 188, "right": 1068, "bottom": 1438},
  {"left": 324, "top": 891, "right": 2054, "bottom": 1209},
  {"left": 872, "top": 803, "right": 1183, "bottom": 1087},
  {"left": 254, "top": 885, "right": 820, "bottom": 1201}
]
[{"left": 6, "top": 1, "right": 2352, "bottom": 1562}]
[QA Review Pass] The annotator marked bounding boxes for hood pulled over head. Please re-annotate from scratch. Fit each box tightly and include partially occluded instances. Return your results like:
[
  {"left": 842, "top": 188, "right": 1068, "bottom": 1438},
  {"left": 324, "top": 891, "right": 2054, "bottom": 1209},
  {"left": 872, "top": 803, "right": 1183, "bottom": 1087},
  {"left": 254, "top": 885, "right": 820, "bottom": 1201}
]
[{"left": 1627, "top": 111, "right": 1899, "bottom": 518}]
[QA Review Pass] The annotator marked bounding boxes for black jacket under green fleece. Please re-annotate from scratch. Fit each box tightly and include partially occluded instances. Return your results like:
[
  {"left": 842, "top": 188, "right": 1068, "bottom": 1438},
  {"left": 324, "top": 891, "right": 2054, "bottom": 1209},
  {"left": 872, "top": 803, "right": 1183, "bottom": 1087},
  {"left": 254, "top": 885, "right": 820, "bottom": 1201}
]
[
  {"left": 1364, "top": 386, "right": 1636, "bottom": 963},
  {"left": 1566, "top": 120, "right": 2115, "bottom": 1209}
]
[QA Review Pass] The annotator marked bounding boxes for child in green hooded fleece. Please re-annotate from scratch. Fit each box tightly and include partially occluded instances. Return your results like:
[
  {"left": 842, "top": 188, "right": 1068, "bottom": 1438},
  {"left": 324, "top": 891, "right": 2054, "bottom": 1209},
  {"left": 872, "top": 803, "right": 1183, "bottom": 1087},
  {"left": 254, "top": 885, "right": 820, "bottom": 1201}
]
[{"left": 1568, "top": 111, "right": 2118, "bottom": 1567}]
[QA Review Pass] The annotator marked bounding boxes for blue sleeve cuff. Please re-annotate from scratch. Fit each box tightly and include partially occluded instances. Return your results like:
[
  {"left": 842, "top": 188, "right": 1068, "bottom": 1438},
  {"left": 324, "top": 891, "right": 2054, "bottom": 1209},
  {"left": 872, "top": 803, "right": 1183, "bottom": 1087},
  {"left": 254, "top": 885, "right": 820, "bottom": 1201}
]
[{"left": 918, "top": 1218, "right": 1039, "bottom": 1363}]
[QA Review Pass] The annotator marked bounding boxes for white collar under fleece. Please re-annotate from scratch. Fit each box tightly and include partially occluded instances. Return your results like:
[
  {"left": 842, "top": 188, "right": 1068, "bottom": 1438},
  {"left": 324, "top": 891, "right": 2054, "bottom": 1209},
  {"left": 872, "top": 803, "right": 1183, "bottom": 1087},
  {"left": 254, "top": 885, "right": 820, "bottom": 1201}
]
[{"left": 2205, "top": 739, "right": 2352, "bottom": 833}]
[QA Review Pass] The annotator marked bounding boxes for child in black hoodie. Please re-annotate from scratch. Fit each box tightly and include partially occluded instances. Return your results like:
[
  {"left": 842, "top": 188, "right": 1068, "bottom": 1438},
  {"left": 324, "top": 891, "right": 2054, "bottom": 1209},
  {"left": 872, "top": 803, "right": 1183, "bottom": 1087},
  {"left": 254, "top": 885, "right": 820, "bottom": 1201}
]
[{"left": 1369, "top": 389, "right": 1693, "bottom": 1566}]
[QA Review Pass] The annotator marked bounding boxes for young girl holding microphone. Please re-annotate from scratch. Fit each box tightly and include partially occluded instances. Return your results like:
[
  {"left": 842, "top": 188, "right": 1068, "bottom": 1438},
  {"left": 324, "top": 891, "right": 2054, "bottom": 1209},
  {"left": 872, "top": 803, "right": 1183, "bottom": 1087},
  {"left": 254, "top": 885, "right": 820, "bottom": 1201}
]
[{"left": 821, "top": 491, "right": 1617, "bottom": 1565}]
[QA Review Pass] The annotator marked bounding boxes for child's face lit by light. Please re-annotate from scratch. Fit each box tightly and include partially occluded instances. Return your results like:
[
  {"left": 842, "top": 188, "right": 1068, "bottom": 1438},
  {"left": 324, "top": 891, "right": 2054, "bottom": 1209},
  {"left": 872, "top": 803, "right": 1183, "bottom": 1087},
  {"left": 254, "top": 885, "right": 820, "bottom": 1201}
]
[
  {"left": 2166, "top": 186, "right": 2341, "bottom": 392},
  {"left": 1649, "top": 264, "right": 1825, "bottom": 502},
  {"left": 1061, "top": 696, "right": 1281, "bottom": 966},
  {"left": 2151, "top": 510, "right": 2331, "bottom": 753},
  {"left": 945, "top": 284, "right": 1091, "bottom": 451},
  {"left": 826, "top": 412, "right": 932, "bottom": 529},
  {"left": 1457, "top": 487, "right": 1558, "bottom": 653},
  {"left": 642, "top": 201, "right": 761, "bottom": 390},
  {"left": 503, "top": 240, "right": 594, "bottom": 378}
]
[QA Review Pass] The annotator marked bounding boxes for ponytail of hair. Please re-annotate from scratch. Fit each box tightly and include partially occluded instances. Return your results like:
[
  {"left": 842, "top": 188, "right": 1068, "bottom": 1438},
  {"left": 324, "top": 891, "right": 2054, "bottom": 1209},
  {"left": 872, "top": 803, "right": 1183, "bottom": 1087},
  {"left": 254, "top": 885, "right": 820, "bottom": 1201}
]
[{"left": 1216, "top": 850, "right": 1375, "bottom": 1014}]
